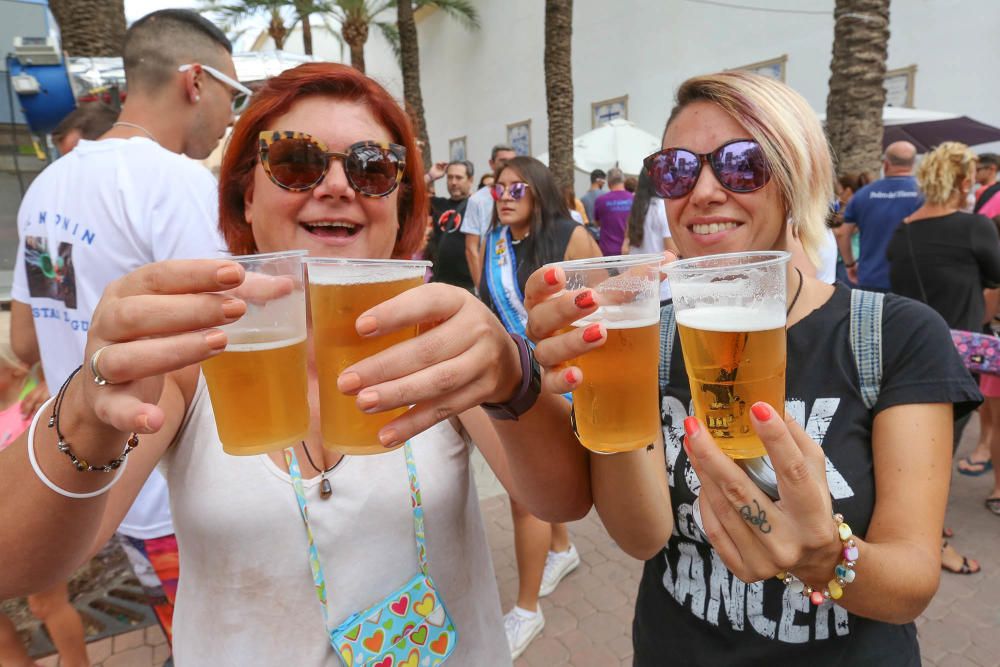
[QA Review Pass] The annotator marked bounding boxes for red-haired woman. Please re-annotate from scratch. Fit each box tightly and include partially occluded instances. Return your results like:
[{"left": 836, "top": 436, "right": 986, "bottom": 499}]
[{"left": 0, "top": 63, "right": 515, "bottom": 665}]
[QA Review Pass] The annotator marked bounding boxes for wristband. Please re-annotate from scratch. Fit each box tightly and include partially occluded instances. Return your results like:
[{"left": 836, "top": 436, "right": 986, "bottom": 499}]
[
  {"left": 843, "top": 260, "right": 857, "bottom": 268},
  {"left": 481, "top": 334, "right": 541, "bottom": 421}
]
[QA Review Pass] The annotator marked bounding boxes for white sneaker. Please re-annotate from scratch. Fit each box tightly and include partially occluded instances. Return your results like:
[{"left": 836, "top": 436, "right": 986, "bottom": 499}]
[
  {"left": 538, "top": 543, "right": 580, "bottom": 597},
  {"left": 504, "top": 606, "right": 545, "bottom": 660}
]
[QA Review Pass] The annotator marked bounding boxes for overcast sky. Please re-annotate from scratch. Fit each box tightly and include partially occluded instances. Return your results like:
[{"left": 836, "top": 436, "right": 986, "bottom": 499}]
[{"left": 124, "top": 0, "right": 266, "bottom": 49}]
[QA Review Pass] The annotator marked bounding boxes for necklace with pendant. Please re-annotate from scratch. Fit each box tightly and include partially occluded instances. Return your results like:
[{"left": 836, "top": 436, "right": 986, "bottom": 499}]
[{"left": 300, "top": 442, "right": 341, "bottom": 499}]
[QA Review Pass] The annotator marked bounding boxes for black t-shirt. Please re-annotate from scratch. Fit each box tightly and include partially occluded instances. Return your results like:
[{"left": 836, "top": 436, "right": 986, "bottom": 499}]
[
  {"left": 886, "top": 212, "right": 1000, "bottom": 331},
  {"left": 479, "top": 217, "right": 578, "bottom": 318},
  {"left": 633, "top": 286, "right": 981, "bottom": 667},
  {"left": 427, "top": 196, "right": 473, "bottom": 291}
]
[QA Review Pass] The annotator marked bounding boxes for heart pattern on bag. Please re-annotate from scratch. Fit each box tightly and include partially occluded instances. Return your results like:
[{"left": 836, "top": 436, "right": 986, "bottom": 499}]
[
  {"left": 429, "top": 633, "right": 449, "bottom": 655},
  {"left": 414, "top": 594, "right": 435, "bottom": 618},
  {"left": 390, "top": 594, "right": 410, "bottom": 617},
  {"left": 362, "top": 629, "right": 385, "bottom": 653}
]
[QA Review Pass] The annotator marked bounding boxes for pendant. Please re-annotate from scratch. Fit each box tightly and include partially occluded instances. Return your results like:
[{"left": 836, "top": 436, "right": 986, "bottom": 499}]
[{"left": 320, "top": 476, "right": 332, "bottom": 499}]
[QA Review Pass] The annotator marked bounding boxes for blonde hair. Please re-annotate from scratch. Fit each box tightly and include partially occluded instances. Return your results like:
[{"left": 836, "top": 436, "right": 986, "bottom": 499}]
[
  {"left": 916, "top": 141, "right": 976, "bottom": 205},
  {"left": 666, "top": 71, "right": 834, "bottom": 264}
]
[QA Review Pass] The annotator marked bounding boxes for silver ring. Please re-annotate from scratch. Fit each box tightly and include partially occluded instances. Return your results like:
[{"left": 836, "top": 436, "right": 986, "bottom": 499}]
[{"left": 90, "top": 345, "right": 115, "bottom": 386}]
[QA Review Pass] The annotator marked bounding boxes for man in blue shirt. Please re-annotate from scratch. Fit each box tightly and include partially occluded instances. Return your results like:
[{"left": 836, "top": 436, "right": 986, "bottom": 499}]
[{"left": 837, "top": 141, "right": 923, "bottom": 290}]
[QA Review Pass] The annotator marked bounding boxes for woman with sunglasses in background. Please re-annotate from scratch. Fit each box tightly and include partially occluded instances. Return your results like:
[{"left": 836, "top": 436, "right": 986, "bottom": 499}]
[
  {"left": 478, "top": 156, "right": 601, "bottom": 659},
  {"left": 405, "top": 72, "right": 979, "bottom": 665},
  {"left": 0, "top": 63, "right": 518, "bottom": 665}
]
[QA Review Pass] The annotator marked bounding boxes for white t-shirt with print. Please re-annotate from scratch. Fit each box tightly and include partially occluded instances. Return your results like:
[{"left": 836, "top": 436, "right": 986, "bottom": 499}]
[{"left": 12, "top": 137, "right": 227, "bottom": 539}]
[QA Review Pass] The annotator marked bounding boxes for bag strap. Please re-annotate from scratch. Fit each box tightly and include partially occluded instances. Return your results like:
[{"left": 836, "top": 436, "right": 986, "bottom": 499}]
[
  {"left": 974, "top": 182, "right": 1000, "bottom": 213},
  {"left": 849, "top": 290, "right": 885, "bottom": 410},
  {"left": 658, "top": 301, "right": 677, "bottom": 395},
  {"left": 284, "top": 441, "right": 428, "bottom": 630},
  {"left": 903, "top": 222, "right": 930, "bottom": 304}
]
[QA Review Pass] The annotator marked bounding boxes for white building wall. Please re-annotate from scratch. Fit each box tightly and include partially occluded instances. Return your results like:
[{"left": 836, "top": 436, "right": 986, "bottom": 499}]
[{"left": 258, "top": 0, "right": 1000, "bottom": 196}]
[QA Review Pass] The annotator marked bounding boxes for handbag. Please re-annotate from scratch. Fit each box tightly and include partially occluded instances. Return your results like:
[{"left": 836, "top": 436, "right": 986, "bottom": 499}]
[
  {"left": 284, "top": 442, "right": 457, "bottom": 667},
  {"left": 903, "top": 222, "right": 1000, "bottom": 375}
]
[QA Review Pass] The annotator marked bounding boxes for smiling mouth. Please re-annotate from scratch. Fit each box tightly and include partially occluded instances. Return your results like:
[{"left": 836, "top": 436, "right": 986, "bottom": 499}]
[
  {"left": 300, "top": 221, "right": 362, "bottom": 238},
  {"left": 691, "top": 222, "right": 740, "bottom": 235}
]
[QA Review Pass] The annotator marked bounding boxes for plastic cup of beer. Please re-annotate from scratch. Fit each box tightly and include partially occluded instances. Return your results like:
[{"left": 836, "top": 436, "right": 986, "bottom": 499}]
[
  {"left": 557, "top": 253, "right": 663, "bottom": 454},
  {"left": 201, "top": 250, "right": 310, "bottom": 456},
  {"left": 665, "top": 251, "right": 790, "bottom": 460},
  {"left": 305, "top": 258, "right": 430, "bottom": 455}
]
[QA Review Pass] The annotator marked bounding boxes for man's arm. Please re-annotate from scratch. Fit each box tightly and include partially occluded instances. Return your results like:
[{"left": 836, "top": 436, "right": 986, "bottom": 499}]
[
  {"left": 10, "top": 300, "right": 40, "bottom": 366},
  {"left": 465, "top": 233, "right": 483, "bottom": 289},
  {"left": 835, "top": 222, "right": 858, "bottom": 282}
]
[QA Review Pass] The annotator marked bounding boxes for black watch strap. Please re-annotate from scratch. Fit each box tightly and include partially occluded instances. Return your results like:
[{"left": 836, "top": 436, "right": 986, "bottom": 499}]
[{"left": 481, "top": 334, "right": 541, "bottom": 421}]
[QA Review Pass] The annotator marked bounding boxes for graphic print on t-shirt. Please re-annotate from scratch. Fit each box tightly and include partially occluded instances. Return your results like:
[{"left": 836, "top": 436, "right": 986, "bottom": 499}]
[
  {"left": 23, "top": 236, "right": 77, "bottom": 309},
  {"left": 659, "top": 392, "right": 853, "bottom": 643}
]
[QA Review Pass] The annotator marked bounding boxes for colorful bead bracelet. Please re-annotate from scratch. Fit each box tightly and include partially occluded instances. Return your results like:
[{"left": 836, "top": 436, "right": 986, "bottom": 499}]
[{"left": 776, "top": 513, "right": 858, "bottom": 606}]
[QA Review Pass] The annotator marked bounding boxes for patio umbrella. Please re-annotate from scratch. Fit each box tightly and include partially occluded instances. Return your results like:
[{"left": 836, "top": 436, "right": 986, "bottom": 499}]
[
  {"left": 537, "top": 118, "right": 662, "bottom": 175},
  {"left": 818, "top": 106, "right": 1000, "bottom": 152}
]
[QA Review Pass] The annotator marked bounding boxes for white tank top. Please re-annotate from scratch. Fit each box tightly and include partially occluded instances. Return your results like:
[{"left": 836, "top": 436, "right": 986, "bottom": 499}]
[{"left": 159, "top": 379, "right": 510, "bottom": 666}]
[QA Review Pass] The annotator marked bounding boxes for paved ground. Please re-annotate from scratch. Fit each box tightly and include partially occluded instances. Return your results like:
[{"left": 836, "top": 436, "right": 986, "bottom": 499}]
[{"left": 25, "top": 412, "right": 1000, "bottom": 666}]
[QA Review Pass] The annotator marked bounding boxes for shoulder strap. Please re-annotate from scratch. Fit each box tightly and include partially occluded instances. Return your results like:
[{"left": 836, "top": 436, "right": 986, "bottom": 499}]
[
  {"left": 284, "top": 441, "right": 428, "bottom": 630},
  {"left": 849, "top": 290, "right": 885, "bottom": 410},
  {"left": 974, "top": 182, "right": 1000, "bottom": 213},
  {"left": 659, "top": 301, "right": 676, "bottom": 395}
]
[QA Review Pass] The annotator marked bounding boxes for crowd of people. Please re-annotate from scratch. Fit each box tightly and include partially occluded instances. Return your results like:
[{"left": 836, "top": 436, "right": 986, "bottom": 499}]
[{"left": 0, "top": 8, "right": 997, "bottom": 667}]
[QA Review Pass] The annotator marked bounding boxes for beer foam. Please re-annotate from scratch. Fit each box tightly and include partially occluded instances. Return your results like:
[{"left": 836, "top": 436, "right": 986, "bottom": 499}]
[
  {"left": 675, "top": 306, "right": 784, "bottom": 332},
  {"left": 572, "top": 317, "right": 659, "bottom": 330},
  {"left": 225, "top": 333, "right": 306, "bottom": 352},
  {"left": 307, "top": 263, "right": 426, "bottom": 285}
]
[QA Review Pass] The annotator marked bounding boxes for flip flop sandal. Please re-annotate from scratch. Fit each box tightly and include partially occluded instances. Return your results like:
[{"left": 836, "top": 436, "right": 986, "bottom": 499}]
[
  {"left": 957, "top": 456, "right": 993, "bottom": 476},
  {"left": 941, "top": 541, "right": 981, "bottom": 574},
  {"left": 986, "top": 498, "right": 1000, "bottom": 516}
]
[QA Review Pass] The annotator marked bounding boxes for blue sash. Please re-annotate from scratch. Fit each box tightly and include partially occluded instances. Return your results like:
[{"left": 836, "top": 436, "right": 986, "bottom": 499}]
[{"left": 484, "top": 224, "right": 529, "bottom": 338}]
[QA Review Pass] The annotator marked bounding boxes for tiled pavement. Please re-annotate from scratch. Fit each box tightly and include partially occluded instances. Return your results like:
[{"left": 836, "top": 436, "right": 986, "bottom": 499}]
[{"left": 26, "top": 412, "right": 1000, "bottom": 666}]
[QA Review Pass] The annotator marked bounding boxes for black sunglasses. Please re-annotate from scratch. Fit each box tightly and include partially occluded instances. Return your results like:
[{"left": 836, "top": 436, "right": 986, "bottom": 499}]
[
  {"left": 259, "top": 131, "right": 406, "bottom": 197},
  {"left": 643, "top": 139, "right": 770, "bottom": 199}
]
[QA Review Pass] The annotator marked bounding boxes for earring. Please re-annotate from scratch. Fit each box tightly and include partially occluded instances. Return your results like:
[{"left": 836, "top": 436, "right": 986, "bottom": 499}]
[{"left": 194, "top": 95, "right": 200, "bottom": 102}]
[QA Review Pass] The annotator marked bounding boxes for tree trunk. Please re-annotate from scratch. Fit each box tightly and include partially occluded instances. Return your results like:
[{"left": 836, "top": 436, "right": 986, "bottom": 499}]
[
  {"left": 544, "top": 0, "right": 575, "bottom": 191},
  {"left": 300, "top": 11, "right": 314, "bottom": 55},
  {"left": 398, "top": 0, "right": 431, "bottom": 170},
  {"left": 50, "top": 0, "right": 126, "bottom": 57},
  {"left": 826, "top": 0, "right": 891, "bottom": 175},
  {"left": 269, "top": 9, "right": 288, "bottom": 50},
  {"left": 342, "top": 16, "right": 369, "bottom": 73}
]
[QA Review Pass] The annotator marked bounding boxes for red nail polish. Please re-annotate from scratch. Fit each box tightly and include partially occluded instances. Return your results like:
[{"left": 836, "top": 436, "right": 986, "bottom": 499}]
[
  {"left": 575, "top": 291, "right": 596, "bottom": 309},
  {"left": 751, "top": 403, "right": 771, "bottom": 422},
  {"left": 682, "top": 436, "right": 691, "bottom": 456},
  {"left": 544, "top": 268, "right": 558, "bottom": 286},
  {"left": 684, "top": 416, "right": 701, "bottom": 437},
  {"left": 582, "top": 323, "right": 603, "bottom": 343},
  {"left": 564, "top": 369, "right": 577, "bottom": 384}
]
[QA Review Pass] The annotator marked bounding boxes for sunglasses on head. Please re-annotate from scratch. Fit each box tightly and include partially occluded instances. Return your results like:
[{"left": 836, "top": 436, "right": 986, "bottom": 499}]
[
  {"left": 178, "top": 63, "right": 253, "bottom": 115},
  {"left": 259, "top": 131, "right": 407, "bottom": 197},
  {"left": 643, "top": 139, "right": 771, "bottom": 199},
  {"left": 492, "top": 181, "right": 530, "bottom": 201}
]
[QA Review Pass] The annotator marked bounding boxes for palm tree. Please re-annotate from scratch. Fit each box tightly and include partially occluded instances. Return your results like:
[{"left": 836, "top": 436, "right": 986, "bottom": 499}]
[
  {"left": 396, "top": 0, "right": 478, "bottom": 170},
  {"left": 49, "top": 0, "right": 126, "bottom": 57},
  {"left": 825, "top": 0, "right": 891, "bottom": 175},
  {"left": 204, "top": 0, "right": 336, "bottom": 54},
  {"left": 544, "top": 0, "right": 574, "bottom": 190}
]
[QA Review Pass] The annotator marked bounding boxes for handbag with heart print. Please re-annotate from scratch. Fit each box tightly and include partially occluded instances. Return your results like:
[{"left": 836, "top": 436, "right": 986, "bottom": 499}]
[{"left": 284, "top": 442, "right": 457, "bottom": 667}]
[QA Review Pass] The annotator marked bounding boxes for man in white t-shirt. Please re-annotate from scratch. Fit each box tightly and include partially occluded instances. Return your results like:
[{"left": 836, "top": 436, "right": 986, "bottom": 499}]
[
  {"left": 9, "top": 8, "right": 239, "bottom": 642},
  {"left": 460, "top": 144, "right": 517, "bottom": 289}
]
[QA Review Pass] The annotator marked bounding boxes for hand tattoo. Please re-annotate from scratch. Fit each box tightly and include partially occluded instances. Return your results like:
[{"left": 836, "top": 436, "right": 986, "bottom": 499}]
[{"left": 740, "top": 499, "right": 772, "bottom": 534}]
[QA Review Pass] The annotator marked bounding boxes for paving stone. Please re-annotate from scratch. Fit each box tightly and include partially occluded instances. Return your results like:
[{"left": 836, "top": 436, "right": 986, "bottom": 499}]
[
  {"left": 101, "top": 644, "right": 153, "bottom": 667},
  {"left": 152, "top": 642, "right": 172, "bottom": 665},
  {"left": 87, "top": 636, "right": 113, "bottom": 663},
  {"left": 111, "top": 629, "right": 145, "bottom": 653},
  {"left": 144, "top": 625, "right": 167, "bottom": 647},
  {"left": 519, "top": 636, "right": 568, "bottom": 666}
]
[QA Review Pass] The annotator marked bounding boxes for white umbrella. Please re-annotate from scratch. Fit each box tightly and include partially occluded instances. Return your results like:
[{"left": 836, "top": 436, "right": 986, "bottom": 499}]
[{"left": 537, "top": 118, "right": 662, "bottom": 175}]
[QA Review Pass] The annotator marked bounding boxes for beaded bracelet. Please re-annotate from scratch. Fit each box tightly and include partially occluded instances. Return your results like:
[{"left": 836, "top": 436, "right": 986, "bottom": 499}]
[
  {"left": 776, "top": 513, "right": 858, "bottom": 606},
  {"left": 50, "top": 365, "right": 139, "bottom": 473}
]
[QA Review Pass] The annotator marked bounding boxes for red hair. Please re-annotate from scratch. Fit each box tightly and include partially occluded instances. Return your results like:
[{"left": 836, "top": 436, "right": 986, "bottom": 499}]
[{"left": 218, "top": 62, "right": 427, "bottom": 258}]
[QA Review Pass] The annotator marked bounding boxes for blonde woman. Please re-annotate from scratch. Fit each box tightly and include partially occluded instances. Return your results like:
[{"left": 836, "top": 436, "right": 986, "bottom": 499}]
[
  {"left": 361, "top": 73, "right": 982, "bottom": 664},
  {"left": 887, "top": 142, "right": 1000, "bottom": 529}
]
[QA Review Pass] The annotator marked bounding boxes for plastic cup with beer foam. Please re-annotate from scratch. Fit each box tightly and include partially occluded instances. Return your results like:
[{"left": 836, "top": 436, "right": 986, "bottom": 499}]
[
  {"left": 665, "top": 251, "right": 789, "bottom": 462},
  {"left": 201, "top": 250, "right": 310, "bottom": 456},
  {"left": 556, "top": 253, "right": 663, "bottom": 454},
  {"left": 304, "top": 258, "right": 431, "bottom": 455}
]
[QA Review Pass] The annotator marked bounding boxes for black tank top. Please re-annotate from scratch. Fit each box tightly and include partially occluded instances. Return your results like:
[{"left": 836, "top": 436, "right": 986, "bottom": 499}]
[{"left": 480, "top": 216, "right": 578, "bottom": 321}]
